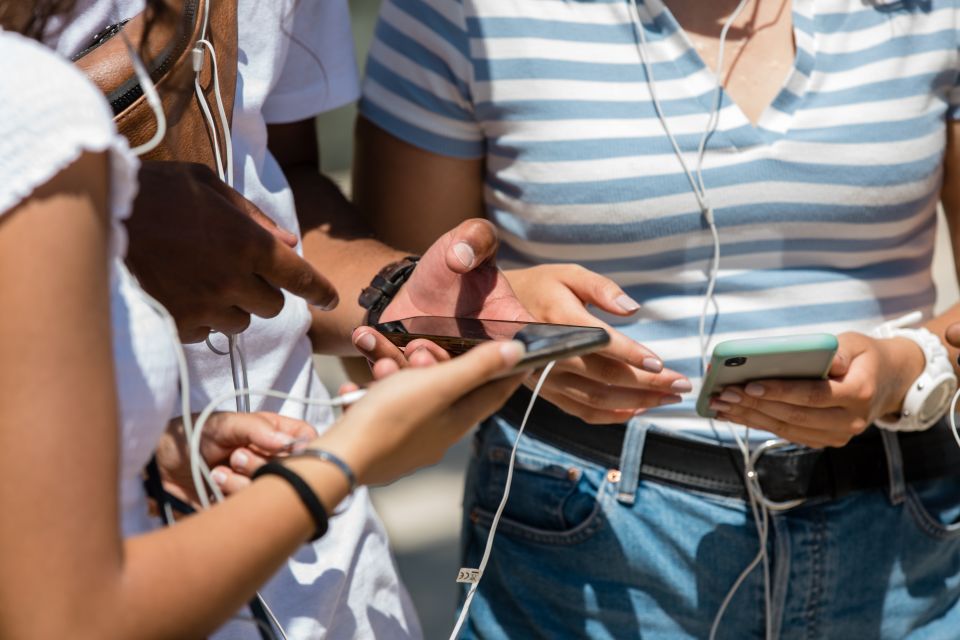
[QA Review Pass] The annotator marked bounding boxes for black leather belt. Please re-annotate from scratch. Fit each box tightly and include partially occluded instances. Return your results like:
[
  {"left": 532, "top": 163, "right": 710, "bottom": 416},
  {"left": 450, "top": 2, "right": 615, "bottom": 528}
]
[{"left": 500, "top": 388, "right": 960, "bottom": 505}]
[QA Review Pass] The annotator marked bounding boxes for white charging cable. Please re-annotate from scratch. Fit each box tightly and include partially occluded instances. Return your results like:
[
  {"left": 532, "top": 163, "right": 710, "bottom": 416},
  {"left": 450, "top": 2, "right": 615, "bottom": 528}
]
[
  {"left": 629, "top": 1, "right": 775, "bottom": 637},
  {"left": 449, "top": 361, "right": 556, "bottom": 640}
]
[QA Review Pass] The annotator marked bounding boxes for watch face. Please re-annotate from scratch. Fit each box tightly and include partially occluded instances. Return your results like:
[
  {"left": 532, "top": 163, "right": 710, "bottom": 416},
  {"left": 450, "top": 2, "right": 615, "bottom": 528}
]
[{"left": 920, "top": 379, "right": 955, "bottom": 422}]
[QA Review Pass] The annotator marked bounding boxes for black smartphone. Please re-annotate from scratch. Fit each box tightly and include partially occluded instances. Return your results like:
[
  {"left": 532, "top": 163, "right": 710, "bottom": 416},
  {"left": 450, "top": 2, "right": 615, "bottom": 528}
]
[{"left": 372, "top": 316, "right": 610, "bottom": 373}]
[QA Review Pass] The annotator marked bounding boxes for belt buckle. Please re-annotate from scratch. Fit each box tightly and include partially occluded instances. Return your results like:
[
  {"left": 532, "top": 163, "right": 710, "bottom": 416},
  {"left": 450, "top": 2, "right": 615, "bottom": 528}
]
[{"left": 747, "top": 439, "right": 807, "bottom": 512}]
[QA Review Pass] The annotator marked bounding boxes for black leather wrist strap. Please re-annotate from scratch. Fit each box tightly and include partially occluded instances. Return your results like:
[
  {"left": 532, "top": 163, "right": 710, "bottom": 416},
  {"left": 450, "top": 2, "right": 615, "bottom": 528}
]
[
  {"left": 252, "top": 461, "right": 328, "bottom": 541},
  {"left": 358, "top": 256, "right": 420, "bottom": 326}
]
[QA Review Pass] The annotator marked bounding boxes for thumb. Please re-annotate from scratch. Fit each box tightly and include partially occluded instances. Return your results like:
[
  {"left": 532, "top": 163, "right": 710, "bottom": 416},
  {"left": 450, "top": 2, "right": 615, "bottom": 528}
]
[
  {"left": 560, "top": 266, "right": 641, "bottom": 316},
  {"left": 829, "top": 348, "right": 850, "bottom": 379},
  {"left": 444, "top": 218, "right": 499, "bottom": 273}
]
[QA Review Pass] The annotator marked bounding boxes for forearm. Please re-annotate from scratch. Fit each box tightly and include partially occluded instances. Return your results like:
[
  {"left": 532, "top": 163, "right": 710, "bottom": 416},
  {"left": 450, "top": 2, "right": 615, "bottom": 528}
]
[
  {"left": 111, "top": 461, "right": 348, "bottom": 640},
  {"left": 289, "top": 165, "right": 407, "bottom": 353}
]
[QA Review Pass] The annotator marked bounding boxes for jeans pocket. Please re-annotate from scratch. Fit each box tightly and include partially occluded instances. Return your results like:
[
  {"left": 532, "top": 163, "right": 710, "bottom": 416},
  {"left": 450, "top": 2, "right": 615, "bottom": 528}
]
[
  {"left": 904, "top": 475, "right": 960, "bottom": 540},
  {"left": 467, "top": 438, "right": 607, "bottom": 545}
]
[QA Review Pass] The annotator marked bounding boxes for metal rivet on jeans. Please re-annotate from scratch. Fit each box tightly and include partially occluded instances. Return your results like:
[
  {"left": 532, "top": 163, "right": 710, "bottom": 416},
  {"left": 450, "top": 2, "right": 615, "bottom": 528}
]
[{"left": 607, "top": 469, "right": 621, "bottom": 483}]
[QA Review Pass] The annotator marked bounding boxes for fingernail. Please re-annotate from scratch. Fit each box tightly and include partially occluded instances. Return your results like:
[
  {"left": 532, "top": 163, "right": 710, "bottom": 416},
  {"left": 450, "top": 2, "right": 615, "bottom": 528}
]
[
  {"left": 211, "top": 470, "right": 227, "bottom": 486},
  {"left": 719, "top": 390, "right": 741, "bottom": 403},
  {"left": 642, "top": 357, "right": 663, "bottom": 373},
  {"left": 453, "top": 242, "right": 475, "bottom": 269},
  {"left": 499, "top": 340, "right": 526, "bottom": 366},
  {"left": 615, "top": 294, "right": 641, "bottom": 313},
  {"left": 659, "top": 394, "right": 683, "bottom": 406},
  {"left": 745, "top": 383, "right": 765, "bottom": 397},
  {"left": 671, "top": 379, "right": 693, "bottom": 393},
  {"left": 710, "top": 400, "right": 732, "bottom": 412},
  {"left": 271, "top": 432, "right": 295, "bottom": 447},
  {"left": 355, "top": 332, "right": 376, "bottom": 351},
  {"left": 231, "top": 451, "right": 249, "bottom": 468}
]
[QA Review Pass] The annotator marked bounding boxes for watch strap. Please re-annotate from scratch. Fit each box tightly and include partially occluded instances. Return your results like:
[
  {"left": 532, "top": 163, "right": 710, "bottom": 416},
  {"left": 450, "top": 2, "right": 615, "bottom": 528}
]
[
  {"left": 874, "top": 327, "right": 957, "bottom": 432},
  {"left": 358, "top": 256, "right": 420, "bottom": 326}
]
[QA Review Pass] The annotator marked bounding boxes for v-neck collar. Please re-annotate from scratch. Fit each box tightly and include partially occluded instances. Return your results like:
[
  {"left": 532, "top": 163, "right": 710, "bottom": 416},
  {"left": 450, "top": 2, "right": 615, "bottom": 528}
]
[{"left": 638, "top": 0, "right": 819, "bottom": 147}]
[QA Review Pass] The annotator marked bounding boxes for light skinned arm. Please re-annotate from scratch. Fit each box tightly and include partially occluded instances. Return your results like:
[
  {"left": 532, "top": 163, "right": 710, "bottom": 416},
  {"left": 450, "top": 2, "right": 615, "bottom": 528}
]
[
  {"left": 712, "top": 121, "right": 960, "bottom": 447},
  {"left": 353, "top": 116, "right": 691, "bottom": 423},
  {"left": 0, "top": 151, "right": 525, "bottom": 639}
]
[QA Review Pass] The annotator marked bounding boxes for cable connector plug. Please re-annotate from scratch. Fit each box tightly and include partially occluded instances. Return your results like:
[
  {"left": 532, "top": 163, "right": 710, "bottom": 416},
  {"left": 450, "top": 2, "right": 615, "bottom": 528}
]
[{"left": 192, "top": 46, "right": 204, "bottom": 73}]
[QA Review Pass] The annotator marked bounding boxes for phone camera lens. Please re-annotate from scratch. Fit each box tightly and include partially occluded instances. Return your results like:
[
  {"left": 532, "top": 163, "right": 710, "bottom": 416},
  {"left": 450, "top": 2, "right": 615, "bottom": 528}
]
[{"left": 724, "top": 357, "right": 747, "bottom": 367}]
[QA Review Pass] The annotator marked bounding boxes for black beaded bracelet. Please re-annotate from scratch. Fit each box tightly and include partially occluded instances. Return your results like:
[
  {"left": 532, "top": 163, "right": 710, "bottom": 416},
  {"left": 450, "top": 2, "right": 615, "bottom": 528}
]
[{"left": 252, "top": 461, "right": 328, "bottom": 541}]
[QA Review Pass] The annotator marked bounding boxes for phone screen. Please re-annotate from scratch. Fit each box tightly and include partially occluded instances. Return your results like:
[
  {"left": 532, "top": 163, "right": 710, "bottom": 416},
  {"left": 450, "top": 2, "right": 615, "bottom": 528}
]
[{"left": 373, "top": 316, "right": 610, "bottom": 368}]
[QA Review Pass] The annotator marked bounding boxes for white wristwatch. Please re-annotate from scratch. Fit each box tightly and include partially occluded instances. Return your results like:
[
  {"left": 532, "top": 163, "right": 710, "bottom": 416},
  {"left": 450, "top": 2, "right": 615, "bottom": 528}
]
[{"left": 873, "top": 327, "right": 957, "bottom": 432}]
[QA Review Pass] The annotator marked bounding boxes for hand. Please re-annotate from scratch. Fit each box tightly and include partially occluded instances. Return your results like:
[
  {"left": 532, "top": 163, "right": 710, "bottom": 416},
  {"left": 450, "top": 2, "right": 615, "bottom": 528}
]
[
  {"left": 351, "top": 219, "right": 533, "bottom": 367},
  {"left": 502, "top": 264, "right": 691, "bottom": 424},
  {"left": 127, "top": 161, "right": 338, "bottom": 342},
  {"left": 710, "top": 332, "right": 925, "bottom": 448},
  {"left": 156, "top": 412, "right": 318, "bottom": 505},
  {"left": 312, "top": 340, "right": 528, "bottom": 486}
]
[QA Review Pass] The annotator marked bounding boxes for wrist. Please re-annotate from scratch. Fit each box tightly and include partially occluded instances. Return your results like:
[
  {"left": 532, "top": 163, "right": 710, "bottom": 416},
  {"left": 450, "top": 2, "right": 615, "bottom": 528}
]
[
  {"left": 284, "top": 457, "right": 352, "bottom": 514},
  {"left": 878, "top": 336, "right": 926, "bottom": 416}
]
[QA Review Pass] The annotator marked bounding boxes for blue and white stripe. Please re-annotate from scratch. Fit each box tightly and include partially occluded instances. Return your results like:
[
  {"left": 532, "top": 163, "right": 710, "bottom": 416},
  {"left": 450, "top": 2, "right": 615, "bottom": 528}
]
[{"left": 360, "top": 0, "right": 960, "bottom": 436}]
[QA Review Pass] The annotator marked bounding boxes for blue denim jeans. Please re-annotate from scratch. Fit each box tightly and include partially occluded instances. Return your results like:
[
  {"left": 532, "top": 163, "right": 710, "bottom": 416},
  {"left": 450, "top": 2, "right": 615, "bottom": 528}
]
[{"left": 458, "top": 416, "right": 960, "bottom": 639}]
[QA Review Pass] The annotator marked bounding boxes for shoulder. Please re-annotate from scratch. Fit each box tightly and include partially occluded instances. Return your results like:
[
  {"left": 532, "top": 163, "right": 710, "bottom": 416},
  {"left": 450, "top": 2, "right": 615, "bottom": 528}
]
[{"left": 0, "top": 31, "right": 130, "bottom": 218}]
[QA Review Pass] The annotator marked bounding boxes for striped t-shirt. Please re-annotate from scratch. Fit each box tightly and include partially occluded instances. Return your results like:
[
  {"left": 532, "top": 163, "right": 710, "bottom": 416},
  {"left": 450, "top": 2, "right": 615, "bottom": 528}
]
[{"left": 360, "top": 0, "right": 960, "bottom": 437}]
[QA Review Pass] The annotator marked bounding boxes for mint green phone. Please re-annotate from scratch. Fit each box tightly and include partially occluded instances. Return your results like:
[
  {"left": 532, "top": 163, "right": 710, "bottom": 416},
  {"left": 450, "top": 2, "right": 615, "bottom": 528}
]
[{"left": 696, "top": 333, "right": 839, "bottom": 418}]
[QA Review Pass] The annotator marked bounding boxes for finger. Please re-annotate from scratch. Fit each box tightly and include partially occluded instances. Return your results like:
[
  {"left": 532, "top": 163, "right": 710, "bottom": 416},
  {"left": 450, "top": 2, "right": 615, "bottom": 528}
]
[
  {"left": 829, "top": 348, "right": 851, "bottom": 378},
  {"left": 204, "top": 174, "right": 299, "bottom": 248},
  {"left": 404, "top": 338, "right": 451, "bottom": 364},
  {"left": 552, "top": 352, "right": 690, "bottom": 392},
  {"left": 558, "top": 264, "right": 641, "bottom": 316},
  {"left": 534, "top": 385, "right": 641, "bottom": 424},
  {"left": 254, "top": 241, "right": 339, "bottom": 310},
  {"left": 444, "top": 218, "right": 499, "bottom": 273},
  {"left": 232, "top": 275, "right": 286, "bottom": 320},
  {"left": 711, "top": 394, "right": 852, "bottom": 433},
  {"left": 338, "top": 382, "right": 361, "bottom": 396},
  {"left": 714, "top": 411, "right": 841, "bottom": 449},
  {"left": 546, "top": 301, "right": 677, "bottom": 379},
  {"left": 353, "top": 327, "right": 408, "bottom": 367},
  {"left": 547, "top": 371, "right": 679, "bottom": 411},
  {"left": 408, "top": 348, "right": 442, "bottom": 368},
  {"left": 732, "top": 378, "right": 844, "bottom": 409},
  {"left": 244, "top": 412, "right": 317, "bottom": 449},
  {"left": 947, "top": 323, "right": 960, "bottom": 350},
  {"left": 269, "top": 414, "right": 318, "bottom": 441},
  {"left": 180, "top": 325, "right": 213, "bottom": 344},
  {"left": 372, "top": 357, "right": 401, "bottom": 380},
  {"left": 210, "top": 465, "right": 253, "bottom": 495},
  {"left": 229, "top": 447, "right": 268, "bottom": 476},
  {"left": 205, "top": 306, "right": 252, "bottom": 336}
]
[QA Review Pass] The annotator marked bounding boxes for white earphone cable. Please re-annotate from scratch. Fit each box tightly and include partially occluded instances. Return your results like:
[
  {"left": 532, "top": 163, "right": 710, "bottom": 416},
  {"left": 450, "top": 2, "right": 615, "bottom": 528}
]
[{"left": 629, "top": 1, "right": 773, "bottom": 637}]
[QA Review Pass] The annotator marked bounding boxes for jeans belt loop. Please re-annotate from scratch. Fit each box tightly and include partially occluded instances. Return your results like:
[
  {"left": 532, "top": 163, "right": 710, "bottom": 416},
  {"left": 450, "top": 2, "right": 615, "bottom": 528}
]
[
  {"left": 616, "top": 417, "right": 652, "bottom": 505},
  {"left": 880, "top": 430, "right": 907, "bottom": 506}
]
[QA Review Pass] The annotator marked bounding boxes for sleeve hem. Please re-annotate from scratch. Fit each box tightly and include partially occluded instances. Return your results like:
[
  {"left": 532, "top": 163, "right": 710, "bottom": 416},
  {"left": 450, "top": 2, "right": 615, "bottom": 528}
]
[{"left": 359, "top": 100, "right": 484, "bottom": 160}]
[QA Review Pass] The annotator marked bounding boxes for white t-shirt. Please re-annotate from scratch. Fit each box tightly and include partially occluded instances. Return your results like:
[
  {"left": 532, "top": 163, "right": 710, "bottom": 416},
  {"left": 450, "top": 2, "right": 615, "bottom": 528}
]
[
  {"left": 53, "top": 3, "right": 421, "bottom": 638},
  {"left": 0, "top": 31, "right": 179, "bottom": 538}
]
